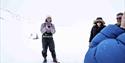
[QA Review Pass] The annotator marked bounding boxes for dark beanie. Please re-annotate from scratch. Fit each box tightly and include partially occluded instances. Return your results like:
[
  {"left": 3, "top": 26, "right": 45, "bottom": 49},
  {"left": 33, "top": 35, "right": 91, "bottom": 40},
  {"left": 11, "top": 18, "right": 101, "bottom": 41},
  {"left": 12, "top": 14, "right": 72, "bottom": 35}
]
[
  {"left": 117, "top": 12, "right": 123, "bottom": 16},
  {"left": 96, "top": 17, "right": 103, "bottom": 20}
]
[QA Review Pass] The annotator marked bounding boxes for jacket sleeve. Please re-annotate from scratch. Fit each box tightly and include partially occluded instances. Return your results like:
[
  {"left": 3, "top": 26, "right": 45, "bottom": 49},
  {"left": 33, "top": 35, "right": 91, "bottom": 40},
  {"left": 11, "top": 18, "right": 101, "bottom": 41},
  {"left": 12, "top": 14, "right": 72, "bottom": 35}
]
[
  {"left": 90, "top": 25, "right": 125, "bottom": 47},
  {"left": 50, "top": 24, "right": 56, "bottom": 34},
  {"left": 89, "top": 27, "right": 94, "bottom": 42},
  {"left": 40, "top": 23, "right": 47, "bottom": 33}
]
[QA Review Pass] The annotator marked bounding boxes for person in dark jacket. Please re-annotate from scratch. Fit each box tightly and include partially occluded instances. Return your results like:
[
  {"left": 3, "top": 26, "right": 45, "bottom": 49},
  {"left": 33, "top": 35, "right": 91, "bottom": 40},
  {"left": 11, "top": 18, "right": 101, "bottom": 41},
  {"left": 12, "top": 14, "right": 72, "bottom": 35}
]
[
  {"left": 84, "top": 12, "right": 125, "bottom": 63},
  {"left": 89, "top": 17, "right": 106, "bottom": 42},
  {"left": 40, "top": 16, "right": 59, "bottom": 63}
]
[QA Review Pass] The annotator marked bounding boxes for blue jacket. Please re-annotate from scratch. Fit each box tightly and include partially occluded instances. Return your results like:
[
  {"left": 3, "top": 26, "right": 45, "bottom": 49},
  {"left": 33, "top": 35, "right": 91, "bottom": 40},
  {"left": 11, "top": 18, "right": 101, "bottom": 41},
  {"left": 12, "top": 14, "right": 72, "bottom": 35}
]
[{"left": 84, "top": 25, "right": 125, "bottom": 63}]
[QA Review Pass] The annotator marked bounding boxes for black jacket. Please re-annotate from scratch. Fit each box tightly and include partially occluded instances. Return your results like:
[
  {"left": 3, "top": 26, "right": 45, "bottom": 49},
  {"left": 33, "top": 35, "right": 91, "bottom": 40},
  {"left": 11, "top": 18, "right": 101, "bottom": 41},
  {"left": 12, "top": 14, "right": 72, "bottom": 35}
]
[{"left": 89, "top": 25, "right": 106, "bottom": 42}]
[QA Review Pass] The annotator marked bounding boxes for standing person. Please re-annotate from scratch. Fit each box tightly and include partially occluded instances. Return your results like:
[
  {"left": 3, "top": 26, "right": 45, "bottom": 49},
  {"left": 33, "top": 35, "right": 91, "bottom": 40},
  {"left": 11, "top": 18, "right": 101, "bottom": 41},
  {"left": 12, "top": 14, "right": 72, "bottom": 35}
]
[
  {"left": 115, "top": 12, "right": 123, "bottom": 27},
  {"left": 40, "top": 16, "right": 59, "bottom": 63},
  {"left": 89, "top": 17, "right": 106, "bottom": 43},
  {"left": 84, "top": 12, "right": 125, "bottom": 63}
]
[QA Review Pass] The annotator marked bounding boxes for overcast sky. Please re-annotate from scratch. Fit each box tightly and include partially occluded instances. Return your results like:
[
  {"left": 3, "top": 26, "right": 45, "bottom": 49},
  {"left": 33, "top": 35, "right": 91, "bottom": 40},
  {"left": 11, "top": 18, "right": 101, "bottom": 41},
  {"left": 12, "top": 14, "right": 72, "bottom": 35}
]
[{"left": 1, "top": 0, "right": 125, "bottom": 26}]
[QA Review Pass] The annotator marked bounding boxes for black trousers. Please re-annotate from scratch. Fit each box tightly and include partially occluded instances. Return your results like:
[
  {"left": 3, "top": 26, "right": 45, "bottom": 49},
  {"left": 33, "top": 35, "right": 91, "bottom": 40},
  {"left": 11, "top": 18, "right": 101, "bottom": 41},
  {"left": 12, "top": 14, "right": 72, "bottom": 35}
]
[{"left": 42, "top": 37, "right": 56, "bottom": 59}]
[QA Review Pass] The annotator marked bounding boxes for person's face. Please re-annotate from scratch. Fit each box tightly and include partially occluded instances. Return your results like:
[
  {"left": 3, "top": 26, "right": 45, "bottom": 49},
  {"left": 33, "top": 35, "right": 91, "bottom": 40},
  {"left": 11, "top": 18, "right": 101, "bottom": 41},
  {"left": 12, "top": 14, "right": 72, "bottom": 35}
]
[
  {"left": 97, "top": 22, "right": 102, "bottom": 27},
  {"left": 121, "top": 12, "right": 125, "bottom": 26},
  {"left": 116, "top": 15, "right": 123, "bottom": 24},
  {"left": 46, "top": 17, "right": 51, "bottom": 22}
]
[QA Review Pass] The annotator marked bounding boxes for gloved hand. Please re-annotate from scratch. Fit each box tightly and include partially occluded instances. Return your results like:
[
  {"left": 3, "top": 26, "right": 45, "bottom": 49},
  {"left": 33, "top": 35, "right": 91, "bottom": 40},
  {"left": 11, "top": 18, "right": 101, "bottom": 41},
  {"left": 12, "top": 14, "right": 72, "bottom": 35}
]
[{"left": 46, "top": 22, "right": 52, "bottom": 33}]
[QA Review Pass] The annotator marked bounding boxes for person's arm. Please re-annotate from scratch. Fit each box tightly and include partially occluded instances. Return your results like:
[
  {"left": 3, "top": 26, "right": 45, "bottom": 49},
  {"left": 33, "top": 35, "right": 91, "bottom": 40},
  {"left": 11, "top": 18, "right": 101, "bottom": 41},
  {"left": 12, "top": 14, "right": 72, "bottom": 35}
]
[
  {"left": 50, "top": 24, "right": 56, "bottom": 34},
  {"left": 40, "top": 23, "right": 47, "bottom": 33},
  {"left": 89, "top": 27, "right": 94, "bottom": 42}
]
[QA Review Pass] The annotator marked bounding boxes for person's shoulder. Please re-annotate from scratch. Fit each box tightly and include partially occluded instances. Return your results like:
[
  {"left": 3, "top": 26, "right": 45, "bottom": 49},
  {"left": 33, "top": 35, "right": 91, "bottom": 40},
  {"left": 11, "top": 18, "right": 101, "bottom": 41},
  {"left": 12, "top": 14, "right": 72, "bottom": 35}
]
[
  {"left": 51, "top": 23, "right": 54, "bottom": 25},
  {"left": 41, "top": 22, "right": 46, "bottom": 25},
  {"left": 92, "top": 25, "right": 98, "bottom": 29},
  {"left": 103, "top": 24, "right": 118, "bottom": 30},
  {"left": 101, "top": 24, "right": 125, "bottom": 33},
  {"left": 103, "top": 25, "right": 106, "bottom": 27},
  {"left": 100, "top": 25, "right": 106, "bottom": 28},
  {"left": 41, "top": 23, "right": 46, "bottom": 27},
  {"left": 51, "top": 23, "right": 55, "bottom": 26},
  {"left": 106, "top": 24, "right": 118, "bottom": 28}
]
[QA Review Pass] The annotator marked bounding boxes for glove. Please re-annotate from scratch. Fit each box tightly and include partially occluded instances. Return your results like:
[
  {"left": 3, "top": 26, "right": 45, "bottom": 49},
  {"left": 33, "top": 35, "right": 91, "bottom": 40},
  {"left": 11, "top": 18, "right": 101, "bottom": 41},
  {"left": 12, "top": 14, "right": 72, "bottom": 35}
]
[{"left": 46, "top": 22, "right": 52, "bottom": 33}]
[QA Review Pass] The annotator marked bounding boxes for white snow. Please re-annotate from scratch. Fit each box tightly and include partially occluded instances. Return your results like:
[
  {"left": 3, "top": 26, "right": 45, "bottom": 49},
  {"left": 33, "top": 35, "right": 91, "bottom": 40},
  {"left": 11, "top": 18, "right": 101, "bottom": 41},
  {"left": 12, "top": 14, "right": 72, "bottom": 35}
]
[
  {"left": 0, "top": 18, "right": 89, "bottom": 63},
  {"left": 0, "top": 0, "right": 124, "bottom": 63}
]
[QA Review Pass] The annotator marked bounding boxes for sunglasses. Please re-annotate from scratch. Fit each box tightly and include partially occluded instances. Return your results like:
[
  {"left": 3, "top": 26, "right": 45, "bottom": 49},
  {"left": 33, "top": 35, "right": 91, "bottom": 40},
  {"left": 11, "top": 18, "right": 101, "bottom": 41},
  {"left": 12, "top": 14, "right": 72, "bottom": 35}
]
[
  {"left": 96, "top": 21, "right": 102, "bottom": 23},
  {"left": 117, "top": 17, "right": 122, "bottom": 19}
]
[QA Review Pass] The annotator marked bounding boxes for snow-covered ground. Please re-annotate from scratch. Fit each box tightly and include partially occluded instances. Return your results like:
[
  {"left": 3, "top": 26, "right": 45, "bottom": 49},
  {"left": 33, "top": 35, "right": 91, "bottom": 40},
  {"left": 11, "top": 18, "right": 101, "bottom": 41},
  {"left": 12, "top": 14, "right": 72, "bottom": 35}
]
[
  {"left": 0, "top": 9, "right": 89, "bottom": 63},
  {"left": 0, "top": 16, "right": 89, "bottom": 63},
  {"left": 0, "top": 0, "right": 124, "bottom": 63}
]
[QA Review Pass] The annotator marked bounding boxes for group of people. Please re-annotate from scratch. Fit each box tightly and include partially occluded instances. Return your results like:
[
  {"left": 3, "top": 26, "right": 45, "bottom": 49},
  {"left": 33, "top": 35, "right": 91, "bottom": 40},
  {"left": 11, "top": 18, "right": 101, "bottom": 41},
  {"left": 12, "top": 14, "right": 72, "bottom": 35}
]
[
  {"left": 89, "top": 12, "right": 124, "bottom": 44},
  {"left": 40, "top": 12, "right": 125, "bottom": 63},
  {"left": 85, "top": 12, "right": 125, "bottom": 63}
]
